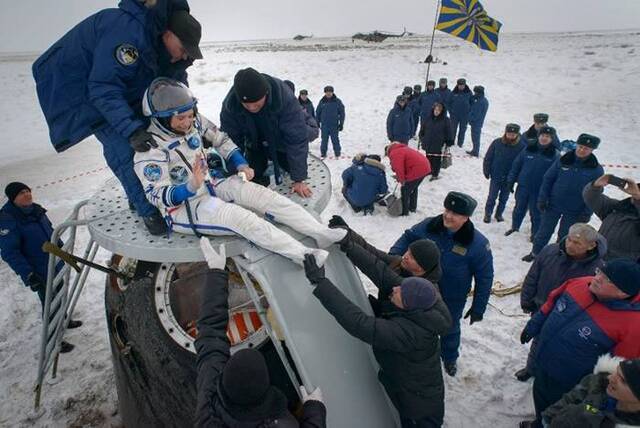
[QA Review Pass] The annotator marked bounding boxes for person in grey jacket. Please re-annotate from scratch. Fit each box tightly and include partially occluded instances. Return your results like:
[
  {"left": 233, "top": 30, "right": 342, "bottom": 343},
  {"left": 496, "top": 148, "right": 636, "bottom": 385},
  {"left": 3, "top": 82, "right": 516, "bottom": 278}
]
[
  {"left": 515, "top": 223, "right": 606, "bottom": 382},
  {"left": 583, "top": 175, "right": 640, "bottom": 261}
]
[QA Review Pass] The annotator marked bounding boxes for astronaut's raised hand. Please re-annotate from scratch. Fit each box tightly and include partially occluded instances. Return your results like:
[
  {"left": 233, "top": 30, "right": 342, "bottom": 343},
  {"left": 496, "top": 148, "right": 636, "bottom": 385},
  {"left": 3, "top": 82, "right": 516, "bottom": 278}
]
[
  {"left": 188, "top": 152, "right": 207, "bottom": 192},
  {"left": 237, "top": 165, "right": 255, "bottom": 182},
  {"left": 200, "top": 238, "right": 227, "bottom": 270}
]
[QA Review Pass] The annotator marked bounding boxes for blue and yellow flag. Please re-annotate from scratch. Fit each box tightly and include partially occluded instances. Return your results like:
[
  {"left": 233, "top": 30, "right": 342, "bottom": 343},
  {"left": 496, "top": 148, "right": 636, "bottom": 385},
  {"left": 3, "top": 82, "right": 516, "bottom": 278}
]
[{"left": 436, "top": 0, "right": 502, "bottom": 52}]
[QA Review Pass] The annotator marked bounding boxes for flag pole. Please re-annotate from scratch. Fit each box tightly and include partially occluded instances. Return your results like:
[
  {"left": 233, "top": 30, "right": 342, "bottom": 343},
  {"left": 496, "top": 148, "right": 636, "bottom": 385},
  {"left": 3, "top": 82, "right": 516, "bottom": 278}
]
[{"left": 425, "top": 0, "right": 441, "bottom": 86}]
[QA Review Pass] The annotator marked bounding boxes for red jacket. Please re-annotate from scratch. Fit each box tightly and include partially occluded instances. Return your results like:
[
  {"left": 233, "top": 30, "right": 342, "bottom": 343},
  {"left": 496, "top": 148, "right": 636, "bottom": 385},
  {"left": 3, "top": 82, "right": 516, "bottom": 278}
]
[{"left": 387, "top": 143, "right": 431, "bottom": 183}]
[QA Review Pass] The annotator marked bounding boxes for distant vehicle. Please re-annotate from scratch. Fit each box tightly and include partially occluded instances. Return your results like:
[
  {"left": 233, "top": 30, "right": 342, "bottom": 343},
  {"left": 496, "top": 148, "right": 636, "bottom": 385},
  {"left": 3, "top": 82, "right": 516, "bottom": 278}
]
[
  {"left": 352, "top": 28, "right": 408, "bottom": 43},
  {"left": 293, "top": 34, "right": 313, "bottom": 41}
]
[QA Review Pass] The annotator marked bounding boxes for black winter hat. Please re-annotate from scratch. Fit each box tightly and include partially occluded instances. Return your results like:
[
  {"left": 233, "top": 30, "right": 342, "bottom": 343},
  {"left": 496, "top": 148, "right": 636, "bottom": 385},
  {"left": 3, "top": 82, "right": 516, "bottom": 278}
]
[
  {"left": 413, "top": 84, "right": 422, "bottom": 91},
  {"left": 539, "top": 126, "right": 556, "bottom": 136},
  {"left": 400, "top": 277, "right": 437, "bottom": 311},
  {"left": 444, "top": 191, "right": 477, "bottom": 216},
  {"left": 396, "top": 95, "right": 408, "bottom": 103},
  {"left": 576, "top": 133, "right": 600, "bottom": 149},
  {"left": 456, "top": 78, "right": 466, "bottom": 85},
  {"left": 620, "top": 359, "right": 640, "bottom": 401},
  {"left": 601, "top": 258, "right": 640, "bottom": 296},
  {"left": 168, "top": 11, "right": 203, "bottom": 60},
  {"left": 5, "top": 182, "right": 30, "bottom": 202},
  {"left": 234, "top": 68, "right": 270, "bottom": 103},
  {"left": 324, "top": 85, "right": 334, "bottom": 93},
  {"left": 473, "top": 85, "right": 484, "bottom": 95},
  {"left": 409, "top": 239, "right": 441, "bottom": 274},
  {"left": 533, "top": 113, "right": 549, "bottom": 123},
  {"left": 403, "top": 86, "right": 413, "bottom": 95},
  {"left": 439, "top": 78, "right": 447, "bottom": 85},
  {"left": 299, "top": 89, "right": 308, "bottom": 95},
  {"left": 222, "top": 349, "right": 270, "bottom": 406},
  {"left": 427, "top": 80, "right": 436, "bottom": 87},
  {"left": 505, "top": 123, "right": 520, "bottom": 133}
]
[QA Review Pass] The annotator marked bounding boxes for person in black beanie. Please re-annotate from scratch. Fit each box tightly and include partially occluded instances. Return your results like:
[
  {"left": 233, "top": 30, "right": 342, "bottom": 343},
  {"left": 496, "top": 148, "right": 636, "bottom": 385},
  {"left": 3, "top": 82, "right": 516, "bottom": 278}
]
[
  {"left": 195, "top": 267, "right": 326, "bottom": 427},
  {"left": 304, "top": 248, "right": 452, "bottom": 427},
  {"left": 220, "top": 67, "right": 314, "bottom": 198},
  {"left": 0, "top": 182, "right": 80, "bottom": 353}
]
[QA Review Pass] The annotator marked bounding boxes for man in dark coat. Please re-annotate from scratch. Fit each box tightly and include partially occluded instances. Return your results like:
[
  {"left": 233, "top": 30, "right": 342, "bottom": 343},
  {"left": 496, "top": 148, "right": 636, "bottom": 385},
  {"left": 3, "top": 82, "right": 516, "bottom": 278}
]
[
  {"left": 467, "top": 86, "right": 489, "bottom": 157},
  {"left": 32, "top": 0, "right": 202, "bottom": 235},
  {"left": 303, "top": 245, "right": 452, "bottom": 427},
  {"left": 341, "top": 154, "right": 388, "bottom": 214},
  {"left": 387, "top": 95, "right": 415, "bottom": 144},
  {"left": 449, "top": 78, "right": 472, "bottom": 148},
  {"left": 522, "top": 113, "right": 560, "bottom": 149},
  {"left": 540, "top": 356, "right": 640, "bottom": 428},
  {"left": 482, "top": 123, "right": 526, "bottom": 223},
  {"left": 0, "top": 182, "right": 81, "bottom": 353},
  {"left": 515, "top": 223, "right": 606, "bottom": 382},
  {"left": 316, "top": 85, "right": 345, "bottom": 159},
  {"left": 328, "top": 215, "right": 443, "bottom": 284},
  {"left": 390, "top": 192, "right": 494, "bottom": 377},
  {"left": 505, "top": 126, "right": 560, "bottom": 239},
  {"left": 195, "top": 267, "right": 326, "bottom": 428},
  {"left": 435, "top": 78, "right": 451, "bottom": 111},
  {"left": 419, "top": 101, "right": 453, "bottom": 180},
  {"left": 220, "top": 68, "right": 313, "bottom": 197},
  {"left": 519, "top": 259, "right": 640, "bottom": 427},
  {"left": 524, "top": 134, "right": 605, "bottom": 261},
  {"left": 583, "top": 175, "right": 640, "bottom": 261},
  {"left": 298, "top": 89, "right": 316, "bottom": 119},
  {"left": 283, "top": 81, "right": 319, "bottom": 143},
  {"left": 409, "top": 85, "right": 422, "bottom": 135},
  {"left": 418, "top": 81, "right": 440, "bottom": 126}
]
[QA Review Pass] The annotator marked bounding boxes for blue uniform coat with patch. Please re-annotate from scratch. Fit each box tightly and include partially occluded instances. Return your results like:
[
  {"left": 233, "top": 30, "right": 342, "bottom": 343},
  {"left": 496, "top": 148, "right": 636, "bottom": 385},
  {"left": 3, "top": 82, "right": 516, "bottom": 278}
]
[
  {"left": 315, "top": 95, "right": 345, "bottom": 132},
  {"left": 448, "top": 85, "right": 472, "bottom": 121},
  {"left": 468, "top": 94, "right": 489, "bottom": 126},
  {"left": 435, "top": 87, "right": 451, "bottom": 110},
  {"left": 483, "top": 136, "right": 526, "bottom": 181},
  {"left": 32, "top": 0, "right": 191, "bottom": 151},
  {"left": 418, "top": 91, "right": 440, "bottom": 123},
  {"left": 508, "top": 142, "right": 560, "bottom": 190},
  {"left": 386, "top": 102, "right": 415, "bottom": 143}
]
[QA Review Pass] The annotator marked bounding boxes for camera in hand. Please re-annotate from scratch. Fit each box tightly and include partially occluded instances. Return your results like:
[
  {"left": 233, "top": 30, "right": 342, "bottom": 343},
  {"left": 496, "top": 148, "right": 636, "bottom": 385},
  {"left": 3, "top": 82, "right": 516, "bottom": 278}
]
[{"left": 608, "top": 175, "right": 627, "bottom": 189}]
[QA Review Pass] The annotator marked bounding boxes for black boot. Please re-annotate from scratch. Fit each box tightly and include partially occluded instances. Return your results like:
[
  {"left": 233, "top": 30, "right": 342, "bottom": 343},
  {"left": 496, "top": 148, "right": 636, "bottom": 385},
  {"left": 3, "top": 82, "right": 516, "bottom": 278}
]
[
  {"left": 522, "top": 253, "right": 536, "bottom": 262},
  {"left": 60, "top": 341, "right": 75, "bottom": 353},
  {"left": 444, "top": 361, "right": 457, "bottom": 377},
  {"left": 495, "top": 213, "right": 504, "bottom": 222},
  {"left": 483, "top": 214, "right": 491, "bottom": 223},
  {"left": 519, "top": 421, "right": 536, "bottom": 428},
  {"left": 143, "top": 210, "right": 168, "bottom": 236},
  {"left": 67, "top": 320, "right": 83, "bottom": 329},
  {"left": 504, "top": 228, "right": 517, "bottom": 236},
  {"left": 515, "top": 368, "right": 532, "bottom": 382}
]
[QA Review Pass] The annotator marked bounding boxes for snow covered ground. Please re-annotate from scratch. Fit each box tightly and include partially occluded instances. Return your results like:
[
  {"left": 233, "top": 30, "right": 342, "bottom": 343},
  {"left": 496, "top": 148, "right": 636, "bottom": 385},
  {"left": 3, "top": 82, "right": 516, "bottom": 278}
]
[{"left": 1, "top": 30, "right": 639, "bottom": 427}]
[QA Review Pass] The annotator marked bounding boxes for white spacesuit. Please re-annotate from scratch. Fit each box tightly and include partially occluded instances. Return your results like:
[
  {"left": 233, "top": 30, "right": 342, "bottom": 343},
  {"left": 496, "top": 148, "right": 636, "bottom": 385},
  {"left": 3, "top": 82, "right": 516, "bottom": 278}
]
[{"left": 134, "top": 78, "right": 344, "bottom": 266}]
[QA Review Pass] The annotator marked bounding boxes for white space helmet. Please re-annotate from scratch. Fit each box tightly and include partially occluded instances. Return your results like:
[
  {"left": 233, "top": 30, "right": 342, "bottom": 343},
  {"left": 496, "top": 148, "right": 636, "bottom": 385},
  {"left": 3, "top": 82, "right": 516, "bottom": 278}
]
[{"left": 142, "top": 77, "right": 197, "bottom": 118}]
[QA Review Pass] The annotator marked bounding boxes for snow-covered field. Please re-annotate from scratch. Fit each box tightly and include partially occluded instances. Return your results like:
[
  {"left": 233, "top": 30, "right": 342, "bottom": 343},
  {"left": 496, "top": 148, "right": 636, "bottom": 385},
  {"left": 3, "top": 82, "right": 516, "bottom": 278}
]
[{"left": 1, "top": 30, "right": 639, "bottom": 427}]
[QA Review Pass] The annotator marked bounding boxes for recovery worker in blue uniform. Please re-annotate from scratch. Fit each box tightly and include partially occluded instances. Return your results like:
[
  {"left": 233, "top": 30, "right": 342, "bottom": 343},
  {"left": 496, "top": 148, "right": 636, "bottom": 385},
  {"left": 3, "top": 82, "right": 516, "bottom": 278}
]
[
  {"left": 389, "top": 192, "right": 494, "bottom": 377},
  {"left": 32, "top": 0, "right": 202, "bottom": 235}
]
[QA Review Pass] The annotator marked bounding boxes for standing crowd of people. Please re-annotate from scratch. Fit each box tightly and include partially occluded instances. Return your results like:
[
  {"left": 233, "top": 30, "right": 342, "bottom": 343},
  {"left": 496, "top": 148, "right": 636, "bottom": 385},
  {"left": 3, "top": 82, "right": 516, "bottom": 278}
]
[{"left": 1, "top": 1, "right": 639, "bottom": 427}]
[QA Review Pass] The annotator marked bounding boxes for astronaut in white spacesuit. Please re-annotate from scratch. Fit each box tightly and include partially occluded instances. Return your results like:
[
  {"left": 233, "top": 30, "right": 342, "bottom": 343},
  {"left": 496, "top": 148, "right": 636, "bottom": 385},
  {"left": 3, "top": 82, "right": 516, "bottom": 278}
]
[{"left": 134, "top": 78, "right": 345, "bottom": 266}]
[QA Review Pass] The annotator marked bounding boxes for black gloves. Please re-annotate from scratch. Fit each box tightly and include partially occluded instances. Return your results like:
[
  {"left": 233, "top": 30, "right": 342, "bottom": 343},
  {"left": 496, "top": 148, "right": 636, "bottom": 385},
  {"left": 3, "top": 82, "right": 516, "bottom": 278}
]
[
  {"left": 129, "top": 128, "right": 157, "bottom": 152},
  {"left": 338, "top": 124, "right": 344, "bottom": 132},
  {"left": 508, "top": 182, "right": 515, "bottom": 194},
  {"left": 464, "top": 308, "right": 483, "bottom": 325},
  {"left": 520, "top": 327, "right": 533, "bottom": 344},
  {"left": 328, "top": 215, "right": 349, "bottom": 229},
  {"left": 202, "top": 135, "right": 213, "bottom": 149},
  {"left": 537, "top": 201, "right": 548, "bottom": 212},
  {"left": 483, "top": 173, "right": 490, "bottom": 180},
  {"left": 303, "top": 254, "right": 325, "bottom": 285},
  {"left": 27, "top": 272, "right": 45, "bottom": 292},
  {"left": 521, "top": 301, "right": 538, "bottom": 314}
]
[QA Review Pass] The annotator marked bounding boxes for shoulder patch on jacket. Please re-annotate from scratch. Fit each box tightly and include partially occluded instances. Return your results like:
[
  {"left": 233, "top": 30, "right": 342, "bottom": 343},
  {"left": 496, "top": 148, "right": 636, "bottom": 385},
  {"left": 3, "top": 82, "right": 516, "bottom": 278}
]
[
  {"left": 115, "top": 44, "right": 139, "bottom": 66},
  {"left": 143, "top": 163, "right": 163, "bottom": 182},
  {"left": 0, "top": 228, "right": 9, "bottom": 236}
]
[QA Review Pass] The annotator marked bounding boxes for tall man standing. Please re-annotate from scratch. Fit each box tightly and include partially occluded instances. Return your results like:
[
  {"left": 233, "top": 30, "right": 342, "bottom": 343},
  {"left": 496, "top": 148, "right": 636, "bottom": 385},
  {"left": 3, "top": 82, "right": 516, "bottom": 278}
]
[
  {"left": 220, "top": 68, "right": 314, "bottom": 197},
  {"left": 449, "top": 78, "right": 472, "bottom": 149},
  {"left": 467, "top": 86, "right": 489, "bottom": 157},
  {"left": 316, "top": 85, "right": 346, "bottom": 159},
  {"left": 32, "top": 0, "right": 203, "bottom": 235},
  {"left": 389, "top": 192, "right": 494, "bottom": 377}
]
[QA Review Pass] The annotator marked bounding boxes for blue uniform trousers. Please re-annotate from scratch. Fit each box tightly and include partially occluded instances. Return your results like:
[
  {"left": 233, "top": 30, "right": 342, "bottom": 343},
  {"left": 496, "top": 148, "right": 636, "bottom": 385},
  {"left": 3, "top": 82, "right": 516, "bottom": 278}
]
[
  {"left": 440, "top": 298, "right": 466, "bottom": 363},
  {"left": 450, "top": 117, "right": 468, "bottom": 148},
  {"left": 94, "top": 126, "right": 157, "bottom": 217},
  {"left": 511, "top": 186, "right": 541, "bottom": 236},
  {"left": 484, "top": 179, "right": 510, "bottom": 218},
  {"left": 532, "top": 208, "right": 586, "bottom": 254},
  {"left": 470, "top": 124, "right": 482, "bottom": 156},
  {"left": 320, "top": 128, "right": 341, "bottom": 157}
]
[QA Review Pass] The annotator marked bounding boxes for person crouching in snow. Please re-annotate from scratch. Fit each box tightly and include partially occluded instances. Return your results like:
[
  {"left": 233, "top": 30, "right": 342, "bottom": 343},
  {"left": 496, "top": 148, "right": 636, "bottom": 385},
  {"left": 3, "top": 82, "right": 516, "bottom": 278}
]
[{"left": 134, "top": 78, "right": 346, "bottom": 266}]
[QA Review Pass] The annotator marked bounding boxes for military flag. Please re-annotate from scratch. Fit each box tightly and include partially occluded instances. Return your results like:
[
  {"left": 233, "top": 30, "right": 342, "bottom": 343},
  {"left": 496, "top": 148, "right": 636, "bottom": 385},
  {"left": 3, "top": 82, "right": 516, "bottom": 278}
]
[{"left": 435, "top": 0, "right": 502, "bottom": 52}]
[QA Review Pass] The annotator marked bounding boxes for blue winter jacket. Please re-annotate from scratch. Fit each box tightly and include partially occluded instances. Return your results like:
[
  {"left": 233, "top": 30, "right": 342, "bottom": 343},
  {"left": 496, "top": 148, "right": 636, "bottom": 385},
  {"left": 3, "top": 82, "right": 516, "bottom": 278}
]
[
  {"left": 316, "top": 95, "right": 345, "bottom": 131},
  {"left": 32, "top": 0, "right": 191, "bottom": 152},
  {"left": 523, "top": 124, "right": 561, "bottom": 149},
  {"left": 482, "top": 136, "right": 526, "bottom": 181},
  {"left": 449, "top": 85, "right": 472, "bottom": 120},
  {"left": 220, "top": 74, "right": 310, "bottom": 183},
  {"left": 389, "top": 216, "right": 494, "bottom": 316},
  {"left": 299, "top": 98, "right": 315, "bottom": 119},
  {"left": 538, "top": 150, "right": 604, "bottom": 216},
  {"left": 0, "top": 202, "right": 61, "bottom": 285},
  {"left": 435, "top": 87, "right": 451, "bottom": 110},
  {"left": 342, "top": 156, "right": 388, "bottom": 208},
  {"left": 468, "top": 94, "right": 489, "bottom": 126},
  {"left": 508, "top": 142, "right": 560, "bottom": 190},
  {"left": 386, "top": 102, "right": 414, "bottom": 142},
  {"left": 408, "top": 96, "right": 421, "bottom": 128},
  {"left": 521, "top": 235, "right": 606, "bottom": 310},
  {"left": 418, "top": 90, "right": 440, "bottom": 122}
]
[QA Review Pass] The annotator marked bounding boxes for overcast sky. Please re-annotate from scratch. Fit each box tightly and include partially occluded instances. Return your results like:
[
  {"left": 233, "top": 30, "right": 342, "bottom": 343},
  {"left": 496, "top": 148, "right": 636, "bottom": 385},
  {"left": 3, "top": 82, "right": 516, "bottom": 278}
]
[{"left": 1, "top": 0, "right": 639, "bottom": 53}]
